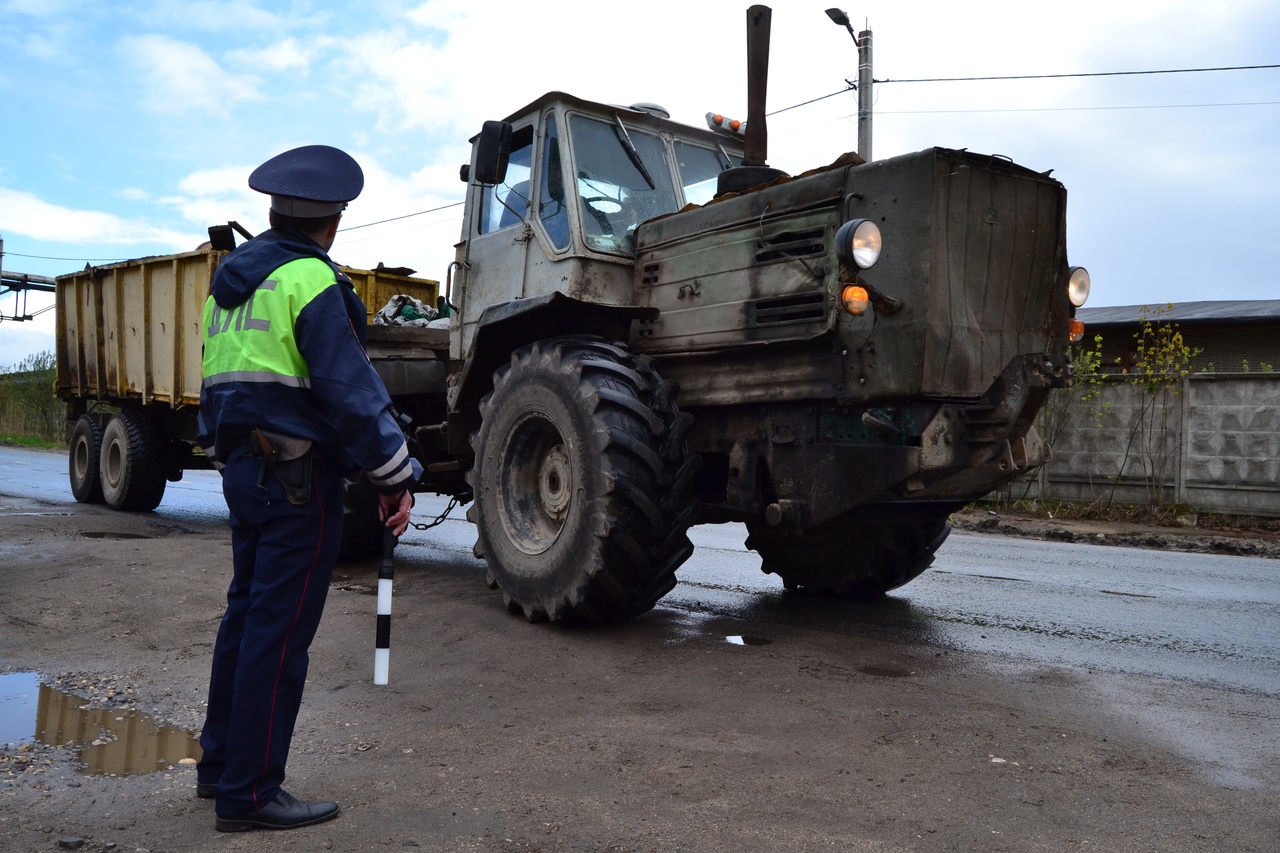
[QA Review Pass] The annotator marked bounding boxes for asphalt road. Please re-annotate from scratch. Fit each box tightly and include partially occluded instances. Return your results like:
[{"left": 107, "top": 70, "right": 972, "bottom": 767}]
[
  {"left": 2, "top": 443, "right": 1278, "bottom": 848},
  {"left": 4, "top": 445, "right": 1275, "bottom": 696}
]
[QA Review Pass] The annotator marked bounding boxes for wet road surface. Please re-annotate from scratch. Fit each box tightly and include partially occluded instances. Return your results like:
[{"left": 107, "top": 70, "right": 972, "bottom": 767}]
[{"left": 3, "top": 444, "right": 1278, "bottom": 791}]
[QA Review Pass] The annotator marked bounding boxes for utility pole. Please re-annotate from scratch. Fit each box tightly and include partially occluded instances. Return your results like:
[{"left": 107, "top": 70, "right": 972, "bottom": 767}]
[
  {"left": 0, "top": 236, "right": 58, "bottom": 322},
  {"left": 825, "top": 8, "right": 873, "bottom": 162},
  {"left": 857, "top": 26, "right": 872, "bottom": 162}
]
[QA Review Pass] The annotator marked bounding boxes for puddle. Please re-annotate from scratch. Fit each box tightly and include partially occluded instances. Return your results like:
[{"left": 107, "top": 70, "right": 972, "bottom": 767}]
[
  {"left": 857, "top": 665, "right": 912, "bottom": 678},
  {"left": 726, "top": 635, "right": 773, "bottom": 646},
  {"left": 0, "top": 671, "right": 200, "bottom": 775},
  {"left": 81, "top": 531, "right": 152, "bottom": 540}
]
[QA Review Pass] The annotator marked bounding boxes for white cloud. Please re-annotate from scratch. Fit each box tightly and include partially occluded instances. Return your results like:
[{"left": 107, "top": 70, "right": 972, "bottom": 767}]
[
  {"left": 0, "top": 186, "right": 197, "bottom": 248},
  {"left": 117, "top": 33, "right": 262, "bottom": 115},
  {"left": 0, "top": 318, "right": 57, "bottom": 372},
  {"left": 226, "top": 37, "right": 311, "bottom": 73}
]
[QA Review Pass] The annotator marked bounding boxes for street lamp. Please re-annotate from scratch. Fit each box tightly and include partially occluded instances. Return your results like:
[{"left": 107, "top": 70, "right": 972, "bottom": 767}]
[
  {"left": 825, "top": 7, "right": 856, "bottom": 38},
  {"left": 825, "top": 8, "right": 873, "bottom": 162}
]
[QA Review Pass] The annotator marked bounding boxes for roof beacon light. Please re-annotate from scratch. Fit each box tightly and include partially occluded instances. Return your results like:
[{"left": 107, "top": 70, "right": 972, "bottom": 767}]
[{"left": 706, "top": 112, "right": 746, "bottom": 136}]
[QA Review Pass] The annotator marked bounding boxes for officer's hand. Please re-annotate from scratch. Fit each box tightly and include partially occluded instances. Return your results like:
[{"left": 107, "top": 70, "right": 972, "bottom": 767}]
[{"left": 378, "top": 490, "right": 414, "bottom": 536}]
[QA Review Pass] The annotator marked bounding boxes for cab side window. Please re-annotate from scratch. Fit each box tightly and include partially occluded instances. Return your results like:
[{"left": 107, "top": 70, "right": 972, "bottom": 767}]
[
  {"left": 539, "top": 115, "right": 570, "bottom": 250},
  {"left": 478, "top": 126, "right": 534, "bottom": 235}
]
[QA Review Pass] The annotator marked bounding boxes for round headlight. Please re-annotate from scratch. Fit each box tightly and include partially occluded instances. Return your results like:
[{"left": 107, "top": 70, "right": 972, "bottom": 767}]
[
  {"left": 1068, "top": 266, "right": 1091, "bottom": 307},
  {"left": 835, "top": 219, "right": 882, "bottom": 269}
]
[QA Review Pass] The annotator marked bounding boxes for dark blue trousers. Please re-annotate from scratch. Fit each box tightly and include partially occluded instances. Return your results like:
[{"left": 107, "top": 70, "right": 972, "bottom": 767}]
[{"left": 197, "top": 453, "right": 343, "bottom": 815}]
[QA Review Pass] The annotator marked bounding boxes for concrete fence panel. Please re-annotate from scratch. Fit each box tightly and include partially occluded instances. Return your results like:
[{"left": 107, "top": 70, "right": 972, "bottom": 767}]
[{"left": 1022, "top": 374, "right": 1279, "bottom": 517}]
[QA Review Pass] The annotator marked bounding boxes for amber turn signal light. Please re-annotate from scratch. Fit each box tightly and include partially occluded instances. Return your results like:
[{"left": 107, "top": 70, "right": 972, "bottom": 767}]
[{"left": 841, "top": 285, "right": 870, "bottom": 316}]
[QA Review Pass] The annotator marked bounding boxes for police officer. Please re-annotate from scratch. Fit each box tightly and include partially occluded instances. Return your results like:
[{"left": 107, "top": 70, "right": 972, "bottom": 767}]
[{"left": 195, "top": 144, "right": 424, "bottom": 832}]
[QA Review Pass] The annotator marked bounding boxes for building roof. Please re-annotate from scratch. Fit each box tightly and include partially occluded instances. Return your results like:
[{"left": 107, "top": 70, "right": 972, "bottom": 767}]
[{"left": 1078, "top": 300, "right": 1280, "bottom": 327}]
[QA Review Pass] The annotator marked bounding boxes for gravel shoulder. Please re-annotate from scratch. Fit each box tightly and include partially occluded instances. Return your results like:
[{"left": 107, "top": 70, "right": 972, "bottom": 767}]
[{"left": 950, "top": 506, "right": 1280, "bottom": 559}]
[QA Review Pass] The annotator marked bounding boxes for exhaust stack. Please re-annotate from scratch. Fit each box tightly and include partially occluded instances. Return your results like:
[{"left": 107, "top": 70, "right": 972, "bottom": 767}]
[{"left": 717, "top": 4, "right": 789, "bottom": 196}]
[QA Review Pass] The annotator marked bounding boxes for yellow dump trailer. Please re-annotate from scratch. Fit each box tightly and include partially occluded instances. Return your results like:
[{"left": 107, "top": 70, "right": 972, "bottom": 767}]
[{"left": 55, "top": 245, "right": 440, "bottom": 513}]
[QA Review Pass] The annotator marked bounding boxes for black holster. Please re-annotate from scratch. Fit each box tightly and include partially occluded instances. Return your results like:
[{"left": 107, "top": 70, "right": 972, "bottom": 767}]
[{"left": 249, "top": 427, "right": 313, "bottom": 506}]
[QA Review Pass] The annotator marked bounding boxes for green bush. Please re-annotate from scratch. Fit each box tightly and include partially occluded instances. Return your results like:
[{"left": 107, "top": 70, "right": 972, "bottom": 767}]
[{"left": 0, "top": 350, "right": 66, "bottom": 443}]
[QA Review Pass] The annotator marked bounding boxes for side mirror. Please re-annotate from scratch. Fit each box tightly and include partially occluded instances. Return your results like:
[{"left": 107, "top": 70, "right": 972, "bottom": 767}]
[{"left": 472, "top": 121, "right": 512, "bottom": 185}]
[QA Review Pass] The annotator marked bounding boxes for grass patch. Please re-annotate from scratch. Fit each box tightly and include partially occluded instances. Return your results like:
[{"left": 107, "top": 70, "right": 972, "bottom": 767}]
[
  {"left": 977, "top": 497, "right": 1279, "bottom": 534},
  {"left": 0, "top": 434, "right": 64, "bottom": 450}
]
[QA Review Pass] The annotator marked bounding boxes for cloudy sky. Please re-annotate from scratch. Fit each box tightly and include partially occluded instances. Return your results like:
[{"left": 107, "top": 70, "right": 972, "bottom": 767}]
[{"left": 1, "top": 0, "right": 1277, "bottom": 367}]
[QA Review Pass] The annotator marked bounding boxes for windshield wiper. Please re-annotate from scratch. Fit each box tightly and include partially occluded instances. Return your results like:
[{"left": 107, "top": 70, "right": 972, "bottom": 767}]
[{"left": 612, "top": 114, "right": 656, "bottom": 190}]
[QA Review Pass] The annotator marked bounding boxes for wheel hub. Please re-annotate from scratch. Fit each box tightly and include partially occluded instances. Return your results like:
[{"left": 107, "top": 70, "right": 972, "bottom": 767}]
[{"left": 538, "top": 444, "right": 571, "bottom": 520}]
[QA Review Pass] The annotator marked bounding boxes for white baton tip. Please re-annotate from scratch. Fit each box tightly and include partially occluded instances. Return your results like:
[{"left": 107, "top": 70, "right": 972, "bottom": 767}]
[
  {"left": 378, "top": 578, "right": 393, "bottom": 613},
  {"left": 374, "top": 649, "right": 389, "bottom": 685}
]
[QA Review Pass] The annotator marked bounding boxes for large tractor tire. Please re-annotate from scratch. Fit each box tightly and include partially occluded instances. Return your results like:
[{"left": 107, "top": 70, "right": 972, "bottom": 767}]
[
  {"left": 745, "top": 512, "right": 951, "bottom": 597},
  {"left": 467, "top": 337, "right": 698, "bottom": 624},
  {"left": 99, "top": 409, "right": 167, "bottom": 511},
  {"left": 69, "top": 414, "right": 106, "bottom": 504}
]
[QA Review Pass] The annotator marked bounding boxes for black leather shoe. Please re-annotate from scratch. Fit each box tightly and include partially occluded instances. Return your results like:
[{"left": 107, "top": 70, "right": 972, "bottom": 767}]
[
  {"left": 214, "top": 790, "right": 340, "bottom": 832},
  {"left": 196, "top": 782, "right": 217, "bottom": 799}
]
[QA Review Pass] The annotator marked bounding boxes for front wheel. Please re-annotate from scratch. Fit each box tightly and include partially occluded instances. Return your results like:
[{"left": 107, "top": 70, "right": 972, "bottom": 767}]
[
  {"left": 99, "top": 410, "right": 167, "bottom": 511},
  {"left": 746, "top": 512, "right": 951, "bottom": 597},
  {"left": 467, "top": 337, "right": 698, "bottom": 624}
]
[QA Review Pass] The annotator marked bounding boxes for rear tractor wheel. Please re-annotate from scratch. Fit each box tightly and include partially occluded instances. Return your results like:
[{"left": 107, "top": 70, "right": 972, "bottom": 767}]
[{"left": 745, "top": 511, "right": 951, "bottom": 597}]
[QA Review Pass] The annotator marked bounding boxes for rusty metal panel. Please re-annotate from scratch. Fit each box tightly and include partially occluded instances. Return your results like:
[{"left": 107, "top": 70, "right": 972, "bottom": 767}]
[
  {"left": 837, "top": 149, "right": 939, "bottom": 400},
  {"left": 635, "top": 170, "right": 845, "bottom": 353},
  {"left": 922, "top": 152, "right": 1068, "bottom": 398},
  {"left": 342, "top": 266, "right": 439, "bottom": 322},
  {"left": 55, "top": 248, "right": 437, "bottom": 408},
  {"left": 654, "top": 339, "right": 837, "bottom": 408}
]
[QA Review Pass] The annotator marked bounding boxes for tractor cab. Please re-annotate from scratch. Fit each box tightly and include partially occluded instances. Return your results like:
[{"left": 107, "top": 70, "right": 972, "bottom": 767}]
[{"left": 452, "top": 92, "right": 744, "bottom": 357}]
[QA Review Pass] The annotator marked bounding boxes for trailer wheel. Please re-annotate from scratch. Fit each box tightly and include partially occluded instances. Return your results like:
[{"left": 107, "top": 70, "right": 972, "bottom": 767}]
[
  {"left": 99, "top": 410, "right": 167, "bottom": 511},
  {"left": 69, "top": 414, "right": 107, "bottom": 504},
  {"left": 745, "top": 513, "right": 951, "bottom": 597},
  {"left": 467, "top": 337, "right": 698, "bottom": 624}
]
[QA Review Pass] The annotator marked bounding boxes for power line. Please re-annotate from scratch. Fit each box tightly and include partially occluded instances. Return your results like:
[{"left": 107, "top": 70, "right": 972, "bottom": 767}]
[
  {"left": 4, "top": 201, "right": 467, "bottom": 264},
  {"left": 877, "top": 63, "right": 1280, "bottom": 84},
  {"left": 771, "top": 62, "right": 1280, "bottom": 116},
  {"left": 8, "top": 62, "right": 1278, "bottom": 262},
  {"left": 4, "top": 250, "right": 129, "bottom": 262},
  {"left": 338, "top": 201, "right": 463, "bottom": 233},
  {"left": 875, "top": 100, "right": 1280, "bottom": 116}
]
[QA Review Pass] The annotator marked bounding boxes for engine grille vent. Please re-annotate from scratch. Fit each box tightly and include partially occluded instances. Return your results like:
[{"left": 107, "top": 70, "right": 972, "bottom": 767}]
[
  {"left": 749, "top": 292, "right": 827, "bottom": 327},
  {"left": 755, "top": 228, "right": 826, "bottom": 264}
]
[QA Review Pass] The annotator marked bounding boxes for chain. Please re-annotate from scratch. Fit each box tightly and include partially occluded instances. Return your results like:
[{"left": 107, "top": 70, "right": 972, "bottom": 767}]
[{"left": 410, "top": 496, "right": 460, "bottom": 531}]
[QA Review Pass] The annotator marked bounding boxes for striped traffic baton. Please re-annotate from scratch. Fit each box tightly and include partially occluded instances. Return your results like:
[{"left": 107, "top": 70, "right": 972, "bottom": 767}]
[{"left": 373, "top": 528, "right": 397, "bottom": 685}]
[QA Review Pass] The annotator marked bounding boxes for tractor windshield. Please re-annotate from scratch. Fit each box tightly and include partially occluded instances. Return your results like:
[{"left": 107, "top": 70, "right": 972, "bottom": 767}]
[{"left": 569, "top": 114, "right": 739, "bottom": 256}]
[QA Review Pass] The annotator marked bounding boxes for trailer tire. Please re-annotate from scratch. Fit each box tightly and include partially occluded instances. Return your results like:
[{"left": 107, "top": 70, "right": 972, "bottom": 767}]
[
  {"left": 746, "top": 513, "right": 951, "bottom": 597},
  {"left": 69, "top": 414, "right": 107, "bottom": 504},
  {"left": 467, "top": 336, "right": 698, "bottom": 624},
  {"left": 99, "top": 410, "right": 167, "bottom": 511}
]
